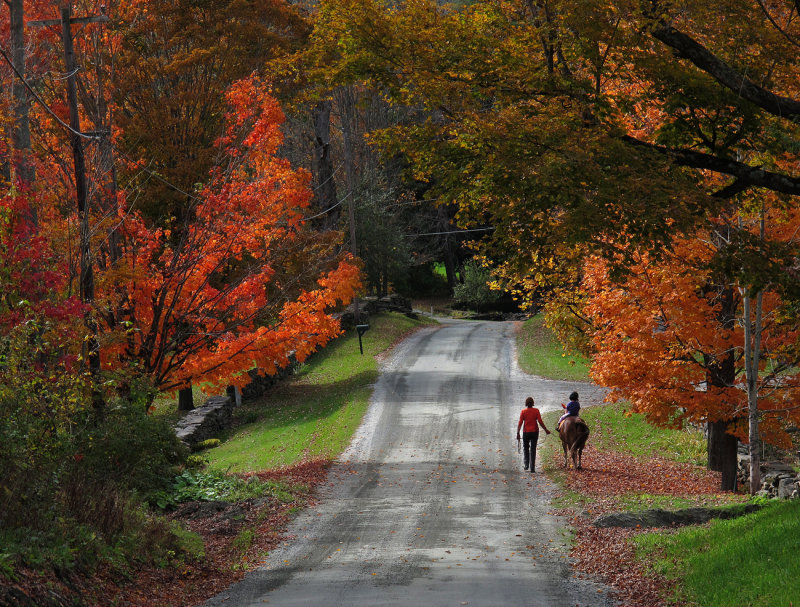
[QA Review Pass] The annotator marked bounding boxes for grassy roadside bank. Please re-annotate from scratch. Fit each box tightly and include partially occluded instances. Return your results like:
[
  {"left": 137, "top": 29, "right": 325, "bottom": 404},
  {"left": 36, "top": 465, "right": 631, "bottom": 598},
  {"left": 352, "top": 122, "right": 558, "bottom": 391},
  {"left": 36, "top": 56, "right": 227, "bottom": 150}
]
[
  {"left": 518, "top": 314, "right": 799, "bottom": 606},
  {"left": 204, "top": 311, "right": 436, "bottom": 473},
  {"left": 516, "top": 316, "right": 590, "bottom": 381}
]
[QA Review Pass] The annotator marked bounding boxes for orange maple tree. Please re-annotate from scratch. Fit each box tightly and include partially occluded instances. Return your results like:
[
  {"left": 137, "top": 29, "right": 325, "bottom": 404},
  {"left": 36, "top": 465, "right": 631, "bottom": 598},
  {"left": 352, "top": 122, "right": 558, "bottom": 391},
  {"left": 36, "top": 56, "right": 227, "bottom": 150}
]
[
  {"left": 101, "top": 77, "right": 360, "bottom": 394},
  {"left": 111, "top": 0, "right": 311, "bottom": 226},
  {"left": 584, "top": 206, "right": 800, "bottom": 453}
]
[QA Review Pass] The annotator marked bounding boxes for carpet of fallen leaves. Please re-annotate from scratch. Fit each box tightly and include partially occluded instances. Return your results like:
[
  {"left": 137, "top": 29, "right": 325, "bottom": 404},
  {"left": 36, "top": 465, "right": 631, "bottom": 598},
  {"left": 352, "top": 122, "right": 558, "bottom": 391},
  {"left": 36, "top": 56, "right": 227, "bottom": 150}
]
[
  {"left": 551, "top": 434, "right": 745, "bottom": 607},
  {"left": 0, "top": 460, "right": 331, "bottom": 607}
]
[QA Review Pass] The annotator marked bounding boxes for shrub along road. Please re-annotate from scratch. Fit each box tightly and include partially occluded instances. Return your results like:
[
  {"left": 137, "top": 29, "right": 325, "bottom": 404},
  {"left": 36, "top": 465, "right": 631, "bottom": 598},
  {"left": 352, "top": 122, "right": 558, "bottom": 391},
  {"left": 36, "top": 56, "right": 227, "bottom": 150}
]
[{"left": 204, "top": 319, "right": 615, "bottom": 607}]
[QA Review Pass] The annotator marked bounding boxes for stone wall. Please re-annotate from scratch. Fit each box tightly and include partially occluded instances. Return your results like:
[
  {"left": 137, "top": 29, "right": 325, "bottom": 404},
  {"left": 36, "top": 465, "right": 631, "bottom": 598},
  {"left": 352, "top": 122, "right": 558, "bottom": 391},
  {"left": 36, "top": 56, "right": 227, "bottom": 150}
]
[
  {"left": 236, "top": 359, "right": 298, "bottom": 402},
  {"left": 738, "top": 452, "right": 800, "bottom": 499},
  {"left": 336, "top": 294, "right": 415, "bottom": 329},
  {"left": 175, "top": 396, "right": 233, "bottom": 447},
  {"left": 174, "top": 296, "right": 415, "bottom": 445}
]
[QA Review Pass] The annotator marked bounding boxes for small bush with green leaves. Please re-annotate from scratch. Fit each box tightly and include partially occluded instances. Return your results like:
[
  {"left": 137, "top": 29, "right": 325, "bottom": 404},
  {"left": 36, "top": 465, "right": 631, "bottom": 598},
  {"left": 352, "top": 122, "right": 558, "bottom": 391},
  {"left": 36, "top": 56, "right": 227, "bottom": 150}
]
[
  {"left": 452, "top": 260, "right": 501, "bottom": 311},
  {"left": 151, "top": 470, "right": 280, "bottom": 509},
  {"left": 186, "top": 454, "right": 209, "bottom": 469},
  {"left": 0, "top": 321, "right": 190, "bottom": 578},
  {"left": 76, "top": 399, "right": 189, "bottom": 496},
  {"left": 192, "top": 438, "right": 221, "bottom": 452}
]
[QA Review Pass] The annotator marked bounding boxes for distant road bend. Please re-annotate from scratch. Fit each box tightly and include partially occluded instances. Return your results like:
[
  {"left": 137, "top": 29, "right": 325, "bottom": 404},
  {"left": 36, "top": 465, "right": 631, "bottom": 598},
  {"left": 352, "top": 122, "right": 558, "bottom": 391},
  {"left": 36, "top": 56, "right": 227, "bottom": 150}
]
[{"left": 204, "top": 319, "right": 615, "bottom": 607}]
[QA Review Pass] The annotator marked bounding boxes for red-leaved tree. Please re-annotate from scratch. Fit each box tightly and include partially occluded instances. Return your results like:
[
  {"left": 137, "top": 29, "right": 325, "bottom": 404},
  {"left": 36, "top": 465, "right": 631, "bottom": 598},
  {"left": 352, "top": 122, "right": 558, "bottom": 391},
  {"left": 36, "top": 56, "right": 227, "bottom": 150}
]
[{"left": 102, "top": 77, "right": 360, "bottom": 394}]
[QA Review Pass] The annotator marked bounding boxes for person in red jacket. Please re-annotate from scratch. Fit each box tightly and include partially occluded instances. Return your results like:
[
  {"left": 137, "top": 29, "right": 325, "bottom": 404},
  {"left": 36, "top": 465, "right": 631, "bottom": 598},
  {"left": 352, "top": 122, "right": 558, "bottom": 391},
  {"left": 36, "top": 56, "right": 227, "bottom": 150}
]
[{"left": 516, "top": 396, "right": 551, "bottom": 473}]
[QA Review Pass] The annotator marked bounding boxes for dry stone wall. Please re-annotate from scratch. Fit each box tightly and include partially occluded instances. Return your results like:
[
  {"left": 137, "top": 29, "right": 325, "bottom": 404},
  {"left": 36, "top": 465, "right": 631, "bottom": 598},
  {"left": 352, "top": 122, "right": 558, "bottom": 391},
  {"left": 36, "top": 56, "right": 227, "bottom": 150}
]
[
  {"left": 739, "top": 453, "right": 800, "bottom": 499},
  {"left": 174, "top": 396, "right": 233, "bottom": 447}
]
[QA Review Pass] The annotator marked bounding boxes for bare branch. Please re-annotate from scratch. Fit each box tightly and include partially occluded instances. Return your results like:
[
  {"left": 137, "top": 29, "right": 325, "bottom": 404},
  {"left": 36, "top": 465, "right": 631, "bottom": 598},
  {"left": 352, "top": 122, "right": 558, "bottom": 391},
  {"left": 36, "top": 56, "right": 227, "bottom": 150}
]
[{"left": 755, "top": 0, "right": 800, "bottom": 49}]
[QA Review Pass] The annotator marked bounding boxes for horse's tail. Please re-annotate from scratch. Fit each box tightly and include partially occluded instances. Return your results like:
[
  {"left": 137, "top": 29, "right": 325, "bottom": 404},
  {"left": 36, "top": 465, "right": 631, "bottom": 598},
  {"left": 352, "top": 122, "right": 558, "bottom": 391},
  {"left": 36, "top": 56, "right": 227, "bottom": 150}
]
[{"left": 570, "top": 420, "right": 590, "bottom": 451}]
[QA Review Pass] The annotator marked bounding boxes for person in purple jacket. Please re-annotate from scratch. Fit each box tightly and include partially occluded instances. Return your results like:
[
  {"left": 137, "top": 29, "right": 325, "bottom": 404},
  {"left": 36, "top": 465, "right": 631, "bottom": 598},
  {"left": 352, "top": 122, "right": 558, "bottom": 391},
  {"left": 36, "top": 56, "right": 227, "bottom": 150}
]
[{"left": 557, "top": 391, "right": 581, "bottom": 431}]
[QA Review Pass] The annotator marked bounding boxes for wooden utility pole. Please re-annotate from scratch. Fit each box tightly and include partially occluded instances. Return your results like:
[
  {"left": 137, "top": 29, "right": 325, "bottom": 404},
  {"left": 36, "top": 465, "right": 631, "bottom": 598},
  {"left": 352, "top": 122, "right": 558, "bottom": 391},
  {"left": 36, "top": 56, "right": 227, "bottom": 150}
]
[
  {"left": 30, "top": 7, "right": 109, "bottom": 414},
  {"left": 59, "top": 7, "right": 98, "bottom": 299},
  {"left": 9, "top": 0, "right": 36, "bottom": 196}
]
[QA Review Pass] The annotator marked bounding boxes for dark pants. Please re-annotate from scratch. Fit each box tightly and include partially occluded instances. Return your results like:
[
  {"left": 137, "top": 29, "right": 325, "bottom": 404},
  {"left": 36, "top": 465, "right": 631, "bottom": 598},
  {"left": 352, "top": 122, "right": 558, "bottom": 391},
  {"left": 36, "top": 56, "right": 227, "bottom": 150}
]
[{"left": 522, "top": 431, "right": 539, "bottom": 471}]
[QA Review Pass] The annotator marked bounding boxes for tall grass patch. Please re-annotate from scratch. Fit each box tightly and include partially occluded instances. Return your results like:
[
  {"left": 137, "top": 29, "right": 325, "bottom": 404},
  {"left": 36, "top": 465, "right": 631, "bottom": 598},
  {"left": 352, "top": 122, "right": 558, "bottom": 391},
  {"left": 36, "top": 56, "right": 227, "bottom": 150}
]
[
  {"left": 206, "top": 312, "right": 435, "bottom": 473},
  {"left": 516, "top": 315, "right": 590, "bottom": 381},
  {"left": 635, "top": 499, "right": 800, "bottom": 606}
]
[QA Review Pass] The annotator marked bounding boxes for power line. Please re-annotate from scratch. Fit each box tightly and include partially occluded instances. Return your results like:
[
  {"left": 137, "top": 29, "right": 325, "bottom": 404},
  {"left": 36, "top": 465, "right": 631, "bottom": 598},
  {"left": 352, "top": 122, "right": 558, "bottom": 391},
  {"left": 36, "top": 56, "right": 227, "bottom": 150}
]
[
  {"left": 0, "top": 43, "right": 99, "bottom": 141},
  {"left": 1, "top": 41, "right": 442, "bottom": 232},
  {"left": 409, "top": 227, "right": 495, "bottom": 237},
  {"left": 390, "top": 197, "right": 443, "bottom": 206},
  {"left": 299, "top": 192, "right": 349, "bottom": 222},
  {"left": 112, "top": 145, "right": 204, "bottom": 203},
  {"left": 312, "top": 161, "right": 344, "bottom": 192}
]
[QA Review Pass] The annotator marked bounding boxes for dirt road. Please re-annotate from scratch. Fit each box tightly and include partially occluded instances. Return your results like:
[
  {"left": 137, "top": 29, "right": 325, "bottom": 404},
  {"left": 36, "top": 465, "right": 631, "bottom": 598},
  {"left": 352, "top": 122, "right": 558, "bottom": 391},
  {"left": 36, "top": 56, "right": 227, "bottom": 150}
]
[{"left": 203, "top": 319, "right": 615, "bottom": 606}]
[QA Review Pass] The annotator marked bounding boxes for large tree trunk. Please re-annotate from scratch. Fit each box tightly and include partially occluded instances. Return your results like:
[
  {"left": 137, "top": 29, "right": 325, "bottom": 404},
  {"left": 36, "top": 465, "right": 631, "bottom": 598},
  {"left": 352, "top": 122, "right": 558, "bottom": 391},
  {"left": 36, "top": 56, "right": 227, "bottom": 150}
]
[
  {"left": 178, "top": 386, "right": 195, "bottom": 412},
  {"left": 437, "top": 207, "right": 459, "bottom": 291},
  {"left": 707, "top": 419, "right": 739, "bottom": 491},
  {"left": 707, "top": 420, "right": 725, "bottom": 472},
  {"left": 338, "top": 86, "right": 360, "bottom": 323},
  {"left": 704, "top": 280, "right": 739, "bottom": 491},
  {"left": 442, "top": 244, "right": 458, "bottom": 292}
]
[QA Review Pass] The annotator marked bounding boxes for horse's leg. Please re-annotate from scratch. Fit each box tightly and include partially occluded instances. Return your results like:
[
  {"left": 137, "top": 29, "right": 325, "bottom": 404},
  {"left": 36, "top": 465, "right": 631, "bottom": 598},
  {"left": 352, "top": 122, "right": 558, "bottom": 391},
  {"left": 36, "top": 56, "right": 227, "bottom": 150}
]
[
  {"left": 566, "top": 440, "right": 576, "bottom": 469},
  {"left": 576, "top": 447, "right": 582, "bottom": 470},
  {"left": 562, "top": 442, "right": 569, "bottom": 468}
]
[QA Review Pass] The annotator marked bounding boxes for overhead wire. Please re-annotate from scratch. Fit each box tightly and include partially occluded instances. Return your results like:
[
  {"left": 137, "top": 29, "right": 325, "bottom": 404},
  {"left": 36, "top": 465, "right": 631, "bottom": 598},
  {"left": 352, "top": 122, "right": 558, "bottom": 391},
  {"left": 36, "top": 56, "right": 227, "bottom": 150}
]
[
  {"left": 2, "top": 37, "right": 350, "bottom": 219},
  {"left": 409, "top": 227, "right": 495, "bottom": 237},
  {"left": 0, "top": 43, "right": 99, "bottom": 141}
]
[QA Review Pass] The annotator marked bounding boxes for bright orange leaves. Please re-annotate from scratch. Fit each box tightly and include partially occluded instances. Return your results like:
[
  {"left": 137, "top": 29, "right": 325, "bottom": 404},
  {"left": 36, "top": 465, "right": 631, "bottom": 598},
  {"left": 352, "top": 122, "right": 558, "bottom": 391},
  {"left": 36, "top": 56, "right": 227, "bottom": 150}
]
[
  {"left": 584, "top": 208, "right": 800, "bottom": 447},
  {"left": 101, "top": 78, "right": 360, "bottom": 392}
]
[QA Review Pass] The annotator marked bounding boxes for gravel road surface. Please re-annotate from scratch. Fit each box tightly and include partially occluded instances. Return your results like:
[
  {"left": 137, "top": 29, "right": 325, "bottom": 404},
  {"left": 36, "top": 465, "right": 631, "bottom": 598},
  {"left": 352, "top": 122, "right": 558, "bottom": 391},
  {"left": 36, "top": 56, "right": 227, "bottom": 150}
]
[{"left": 204, "top": 319, "right": 616, "bottom": 607}]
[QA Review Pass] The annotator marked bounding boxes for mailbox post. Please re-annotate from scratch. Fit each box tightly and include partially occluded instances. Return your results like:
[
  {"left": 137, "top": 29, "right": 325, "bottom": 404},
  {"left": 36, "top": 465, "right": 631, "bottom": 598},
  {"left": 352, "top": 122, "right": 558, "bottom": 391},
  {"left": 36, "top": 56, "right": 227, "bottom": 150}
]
[{"left": 356, "top": 324, "right": 370, "bottom": 355}]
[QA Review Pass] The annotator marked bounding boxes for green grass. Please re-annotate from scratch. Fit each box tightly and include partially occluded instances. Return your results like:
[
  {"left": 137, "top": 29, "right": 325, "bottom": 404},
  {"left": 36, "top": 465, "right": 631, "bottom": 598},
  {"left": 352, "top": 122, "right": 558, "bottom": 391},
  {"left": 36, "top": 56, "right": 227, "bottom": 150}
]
[
  {"left": 538, "top": 400, "right": 771, "bottom": 606},
  {"left": 522, "top": 312, "right": 797, "bottom": 606},
  {"left": 205, "top": 312, "right": 435, "bottom": 474},
  {"left": 635, "top": 499, "right": 800, "bottom": 606},
  {"left": 516, "top": 315, "right": 591, "bottom": 381},
  {"left": 579, "top": 401, "right": 707, "bottom": 466}
]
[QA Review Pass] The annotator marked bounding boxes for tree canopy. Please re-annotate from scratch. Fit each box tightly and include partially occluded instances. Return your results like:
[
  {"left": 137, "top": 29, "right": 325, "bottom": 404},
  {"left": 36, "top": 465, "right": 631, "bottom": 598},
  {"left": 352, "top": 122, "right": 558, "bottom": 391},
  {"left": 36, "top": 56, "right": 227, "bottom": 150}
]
[{"left": 2, "top": 0, "right": 799, "bottom": 502}]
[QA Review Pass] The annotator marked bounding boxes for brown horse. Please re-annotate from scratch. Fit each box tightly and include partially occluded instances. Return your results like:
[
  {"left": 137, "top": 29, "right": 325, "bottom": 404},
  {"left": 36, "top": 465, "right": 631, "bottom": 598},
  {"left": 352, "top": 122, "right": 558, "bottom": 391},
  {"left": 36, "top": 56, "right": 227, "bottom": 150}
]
[{"left": 558, "top": 416, "right": 590, "bottom": 470}]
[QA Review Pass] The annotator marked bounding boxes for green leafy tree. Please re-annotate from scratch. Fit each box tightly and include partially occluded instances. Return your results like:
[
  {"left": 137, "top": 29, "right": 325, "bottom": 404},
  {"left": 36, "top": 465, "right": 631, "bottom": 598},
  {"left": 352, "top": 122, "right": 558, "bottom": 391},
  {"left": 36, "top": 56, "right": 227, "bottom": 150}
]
[{"left": 452, "top": 259, "right": 501, "bottom": 311}]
